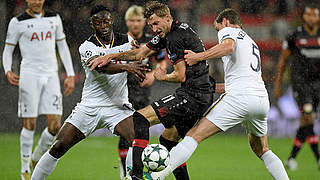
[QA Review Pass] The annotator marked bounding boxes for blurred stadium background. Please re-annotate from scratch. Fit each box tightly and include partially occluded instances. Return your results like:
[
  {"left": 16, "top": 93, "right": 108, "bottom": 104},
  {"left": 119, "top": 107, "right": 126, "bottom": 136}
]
[{"left": 1, "top": 0, "right": 320, "bottom": 179}]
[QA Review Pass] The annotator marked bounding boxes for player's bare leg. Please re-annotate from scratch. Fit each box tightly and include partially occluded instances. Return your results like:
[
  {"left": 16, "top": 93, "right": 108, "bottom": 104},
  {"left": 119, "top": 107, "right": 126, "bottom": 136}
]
[
  {"left": 31, "top": 122, "right": 85, "bottom": 180},
  {"left": 287, "top": 107, "right": 319, "bottom": 170},
  {"left": 249, "top": 134, "right": 289, "bottom": 180},
  {"left": 31, "top": 115, "right": 61, "bottom": 169},
  {"left": 151, "top": 117, "right": 221, "bottom": 180},
  {"left": 160, "top": 126, "right": 190, "bottom": 180},
  {"left": 20, "top": 118, "right": 36, "bottom": 180}
]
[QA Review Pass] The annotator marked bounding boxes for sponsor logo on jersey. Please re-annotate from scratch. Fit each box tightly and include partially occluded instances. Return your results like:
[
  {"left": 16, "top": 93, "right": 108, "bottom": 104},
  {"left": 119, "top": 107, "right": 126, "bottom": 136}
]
[{"left": 30, "top": 31, "right": 52, "bottom": 41}]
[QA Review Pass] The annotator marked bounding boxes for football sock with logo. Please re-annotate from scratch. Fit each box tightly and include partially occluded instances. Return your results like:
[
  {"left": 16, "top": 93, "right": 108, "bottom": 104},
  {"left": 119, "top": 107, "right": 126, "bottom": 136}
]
[
  {"left": 32, "top": 128, "right": 56, "bottom": 162},
  {"left": 305, "top": 124, "right": 320, "bottom": 161},
  {"left": 261, "top": 150, "right": 290, "bottom": 180},
  {"left": 20, "top": 127, "right": 35, "bottom": 173},
  {"left": 31, "top": 151, "right": 58, "bottom": 180},
  {"left": 289, "top": 126, "right": 306, "bottom": 159},
  {"left": 159, "top": 136, "right": 190, "bottom": 180},
  {"left": 132, "top": 112, "right": 150, "bottom": 179},
  {"left": 118, "top": 136, "right": 130, "bottom": 178}
]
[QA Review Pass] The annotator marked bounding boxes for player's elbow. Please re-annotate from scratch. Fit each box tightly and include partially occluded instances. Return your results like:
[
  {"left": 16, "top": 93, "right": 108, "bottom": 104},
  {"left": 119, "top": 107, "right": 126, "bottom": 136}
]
[{"left": 178, "top": 74, "right": 186, "bottom": 82}]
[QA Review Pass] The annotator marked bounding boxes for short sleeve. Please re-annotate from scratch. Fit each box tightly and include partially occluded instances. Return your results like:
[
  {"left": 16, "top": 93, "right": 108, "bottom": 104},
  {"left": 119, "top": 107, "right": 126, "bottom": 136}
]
[
  {"left": 146, "top": 35, "right": 166, "bottom": 51},
  {"left": 79, "top": 42, "right": 99, "bottom": 65},
  {"left": 167, "top": 35, "right": 185, "bottom": 65},
  {"left": 55, "top": 14, "right": 66, "bottom": 41},
  {"left": 5, "top": 18, "right": 20, "bottom": 46},
  {"left": 217, "top": 27, "right": 238, "bottom": 44},
  {"left": 282, "top": 34, "right": 295, "bottom": 51}
]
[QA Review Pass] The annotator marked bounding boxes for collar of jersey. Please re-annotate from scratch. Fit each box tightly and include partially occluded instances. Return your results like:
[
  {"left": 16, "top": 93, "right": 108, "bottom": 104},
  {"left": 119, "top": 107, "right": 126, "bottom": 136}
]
[
  {"left": 95, "top": 33, "right": 114, "bottom": 49},
  {"left": 26, "top": 9, "right": 45, "bottom": 18}
]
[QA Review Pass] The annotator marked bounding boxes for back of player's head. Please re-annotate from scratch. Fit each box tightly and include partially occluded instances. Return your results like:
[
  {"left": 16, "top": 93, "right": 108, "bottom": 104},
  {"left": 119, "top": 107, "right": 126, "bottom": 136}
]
[
  {"left": 125, "top": 5, "right": 145, "bottom": 21},
  {"left": 302, "top": 3, "right": 319, "bottom": 16},
  {"left": 215, "top": 8, "right": 242, "bottom": 27},
  {"left": 144, "top": 1, "right": 171, "bottom": 19},
  {"left": 90, "top": 4, "right": 112, "bottom": 17}
]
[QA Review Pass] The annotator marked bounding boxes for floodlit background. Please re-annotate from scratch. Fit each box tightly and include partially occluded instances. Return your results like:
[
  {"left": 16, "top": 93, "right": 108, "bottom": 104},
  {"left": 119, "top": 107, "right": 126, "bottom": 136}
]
[{"left": 0, "top": 0, "right": 320, "bottom": 179}]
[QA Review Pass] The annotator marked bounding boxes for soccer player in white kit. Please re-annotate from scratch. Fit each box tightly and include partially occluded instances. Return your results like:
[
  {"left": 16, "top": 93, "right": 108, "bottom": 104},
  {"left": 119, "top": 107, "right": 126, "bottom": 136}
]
[
  {"left": 150, "top": 9, "right": 290, "bottom": 180},
  {"left": 2, "top": 0, "right": 75, "bottom": 179},
  {"left": 30, "top": 5, "right": 150, "bottom": 180}
]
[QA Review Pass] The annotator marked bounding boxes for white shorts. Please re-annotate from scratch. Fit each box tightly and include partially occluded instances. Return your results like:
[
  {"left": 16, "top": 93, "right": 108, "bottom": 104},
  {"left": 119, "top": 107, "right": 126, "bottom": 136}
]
[
  {"left": 65, "top": 104, "right": 134, "bottom": 136},
  {"left": 18, "top": 71, "right": 62, "bottom": 118},
  {"left": 205, "top": 93, "right": 270, "bottom": 137}
]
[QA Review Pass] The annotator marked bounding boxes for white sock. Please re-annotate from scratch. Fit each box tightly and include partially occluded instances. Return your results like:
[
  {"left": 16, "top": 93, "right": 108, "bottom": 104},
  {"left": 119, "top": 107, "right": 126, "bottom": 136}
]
[
  {"left": 31, "top": 151, "right": 58, "bottom": 180},
  {"left": 125, "top": 147, "right": 133, "bottom": 176},
  {"left": 151, "top": 136, "right": 198, "bottom": 180},
  {"left": 261, "top": 150, "right": 290, "bottom": 180},
  {"left": 20, "top": 128, "right": 35, "bottom": 173},
  {"left": 32, "top": 128, "right": 55, "bottom": 162}
]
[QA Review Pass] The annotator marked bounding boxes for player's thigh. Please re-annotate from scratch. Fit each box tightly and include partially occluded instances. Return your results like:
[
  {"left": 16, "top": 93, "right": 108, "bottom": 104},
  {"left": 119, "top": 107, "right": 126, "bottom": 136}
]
[
  {"left": 205, "top": 94, "right": 246, "bottom": 133},
  {"left": 18, "top": 72, "right": 41, "bottom": 118},
  {"left": 138, "top": 105, "right": 160, "bottom": 126},
  {"left": 99, "top": 105, "right": 134, "bottom": 136},
  {"left": 186, "top": 117, "right": 222, "bottom": 143},
  {"left": 243, "top": 95, "right": 269, "bottom": 137},
  {"left": 64, "top": 105, "right": 100, "bottom": 137},
  {"left": 39, "top": 73, "right": 62, "bottom": 116}
]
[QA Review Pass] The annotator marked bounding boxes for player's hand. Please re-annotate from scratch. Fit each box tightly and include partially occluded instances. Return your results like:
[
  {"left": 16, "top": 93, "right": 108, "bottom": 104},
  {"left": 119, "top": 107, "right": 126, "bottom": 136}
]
[
  {"left": 6, "top": 71, "right": 19, "bottom": 86},
  {"left": 153, "top": 66, "right": 167, "bottom": 81},
  {"left": 131, "top": 40, "right": 140, "bottom": 49},
  {"left": 88, "top": 55, "right": 113, "bottom": 71},
  {"left": 140, "top": 71, "right": 155, "bottom": 87},
  {"left": 125, "top": 62, "right": 151, "bottom": 82},
  {"left": 64, "top": 76, "right": 75, "bottom": 96},
  {"left": 184, "top": 50, "right": 198, "bottom": 66}
]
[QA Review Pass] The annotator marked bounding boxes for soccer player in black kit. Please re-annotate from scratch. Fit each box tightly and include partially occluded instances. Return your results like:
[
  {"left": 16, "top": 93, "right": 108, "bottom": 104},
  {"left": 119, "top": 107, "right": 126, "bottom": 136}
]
[
  {"left": 274, "top": 4, "right": 320, "bottom": 170},
  {"left": 89, "top": 1, "right": 216, "bottom": 179}
]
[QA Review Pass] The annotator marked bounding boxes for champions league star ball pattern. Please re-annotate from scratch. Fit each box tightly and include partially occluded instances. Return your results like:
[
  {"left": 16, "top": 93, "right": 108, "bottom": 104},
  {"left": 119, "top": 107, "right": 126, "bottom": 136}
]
[{"left": 142, "top": 144, "right": 170, "bottom": 172}]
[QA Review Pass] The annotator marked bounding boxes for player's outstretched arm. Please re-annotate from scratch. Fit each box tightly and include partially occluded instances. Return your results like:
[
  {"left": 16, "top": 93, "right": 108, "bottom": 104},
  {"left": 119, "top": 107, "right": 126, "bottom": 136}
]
[
  {"left": 154, "top": 60, "right": 186, "bottom": 83},
  {"left": 88, "top": 44, "right": 155, "bottom": 71},
  {"left": 274, "top": 49, "right": 291, "bottom": 100},
  {"left": 99, "top": 62, "right": 151, "bottom": 82},
  {"left": 185, "top": 39, "right": 235, "bottom": 66}
]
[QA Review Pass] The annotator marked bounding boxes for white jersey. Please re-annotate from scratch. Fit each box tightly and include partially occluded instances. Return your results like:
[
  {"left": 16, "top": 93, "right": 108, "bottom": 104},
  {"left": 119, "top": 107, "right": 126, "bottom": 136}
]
[
  {"left": 5, "top": 10, "right": 65, "bottom": 74},
  {"left": 217, "top": 27, "right": 268, "bottom": 96},
  {"left": 78, "top": 33, "right": 134, "bottom": 108}
]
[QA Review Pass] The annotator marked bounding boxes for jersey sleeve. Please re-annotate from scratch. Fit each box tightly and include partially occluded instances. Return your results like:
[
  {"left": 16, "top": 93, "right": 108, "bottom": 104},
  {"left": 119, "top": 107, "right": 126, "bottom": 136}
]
[
  {"left": 5, "top": 18, "right": 20, "bottom": 46},
  {"left": 55, "top": 14, "right": 66, "bottom": 41},
  {"left": 79, "top": 42, "right": 100, "bottom": 65},
  {"left": 217, "top": 27, "right": 238, "bottom": 44},
  {"left": 282, "top": 33, "right": 295, "bottom": 51},
  {"left": 167, "top": 34, "right": 185, "bottom": 65},
  {"left": 146, "top": 35, "right": 166, "bottom": 51}
]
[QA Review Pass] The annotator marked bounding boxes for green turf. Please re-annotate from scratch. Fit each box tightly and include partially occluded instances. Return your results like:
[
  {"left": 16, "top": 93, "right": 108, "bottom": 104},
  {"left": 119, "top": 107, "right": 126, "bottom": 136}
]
[{"left": 0, "top": 133, "right": 319, "bottom": 180}]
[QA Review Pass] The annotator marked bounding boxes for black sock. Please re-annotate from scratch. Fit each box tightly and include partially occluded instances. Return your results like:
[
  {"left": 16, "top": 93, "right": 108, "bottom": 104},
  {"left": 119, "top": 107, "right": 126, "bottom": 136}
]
[
  {"left": 159, "top": 136, "right": 190, "bottom": 180},
  {"left": 118, "top": 136, "right": 130, "bottom": 175},
  {"left": 305, "top": 124, "right": 320, "bottom": 161},
  {"left": 289, "top": 127, "right": 306, "bottom": 159},
  {"left": 132, "top": 112, "right": 150, "bottom": 179}
]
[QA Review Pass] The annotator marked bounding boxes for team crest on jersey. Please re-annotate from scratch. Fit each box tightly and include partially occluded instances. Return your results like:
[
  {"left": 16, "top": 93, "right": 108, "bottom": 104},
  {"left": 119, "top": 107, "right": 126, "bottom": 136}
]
[{"left": 151, "top": 36, "right": 160, "bottom": 44}]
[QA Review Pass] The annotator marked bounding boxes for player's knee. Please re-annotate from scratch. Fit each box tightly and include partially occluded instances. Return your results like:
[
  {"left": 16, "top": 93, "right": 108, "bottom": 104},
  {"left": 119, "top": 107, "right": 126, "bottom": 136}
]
[
  {"left": 48, "top": 122, "right": 61, "bottom": 135},
  {"left": 49, "top": 139, "right": 68, "bottom": 159},
  {"left": 24, "top": 118, "right": 36, "bottom": 130}
]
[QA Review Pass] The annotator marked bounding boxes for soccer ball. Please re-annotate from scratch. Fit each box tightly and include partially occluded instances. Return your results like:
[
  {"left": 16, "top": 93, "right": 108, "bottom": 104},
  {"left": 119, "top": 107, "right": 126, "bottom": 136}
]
[{"left": 141, "top": 144, "right": 170, "bottom": 172}]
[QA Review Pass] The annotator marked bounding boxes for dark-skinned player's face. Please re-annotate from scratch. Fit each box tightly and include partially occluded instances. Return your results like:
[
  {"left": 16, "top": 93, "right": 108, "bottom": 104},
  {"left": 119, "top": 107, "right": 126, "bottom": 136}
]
[
  {"left": 92, "top": 11, "right": 114, "bottom": 38},
  {"left": 26, "top": 0, "right": 45, "bottom": 14},
  {"left": 303, "top": 7, "right": 319, "bottom": 28},
  {"left": 147, "top": 14, "right": 171, "bottom": 38}
]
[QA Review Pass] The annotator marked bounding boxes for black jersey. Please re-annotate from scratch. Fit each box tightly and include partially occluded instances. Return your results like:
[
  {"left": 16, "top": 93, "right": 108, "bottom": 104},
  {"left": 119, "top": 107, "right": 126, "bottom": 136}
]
[
  {"left": 127, "top": 33, "right": 153, "bottom": 109},
  {"left": 283, "top": 26, "right": 320, "bottom": 81},
  {"left": 146, "top": 21, "right": 214, "bottom": 93}
]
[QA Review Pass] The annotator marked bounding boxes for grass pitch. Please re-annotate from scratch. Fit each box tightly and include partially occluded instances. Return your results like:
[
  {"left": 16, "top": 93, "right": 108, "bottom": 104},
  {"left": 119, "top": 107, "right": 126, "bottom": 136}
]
[{"left": 0, "top": 133, "right": 319, "bottom": 180}]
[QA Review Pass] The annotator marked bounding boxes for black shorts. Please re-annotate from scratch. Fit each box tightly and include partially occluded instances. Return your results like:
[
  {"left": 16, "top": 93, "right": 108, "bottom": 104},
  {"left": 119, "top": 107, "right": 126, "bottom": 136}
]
[
  {"left": 292, "top": 80, "right": 320, "bottom": 113},
  {"left": 151, "top": 88, "right": 213, "bottom": 137}
]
